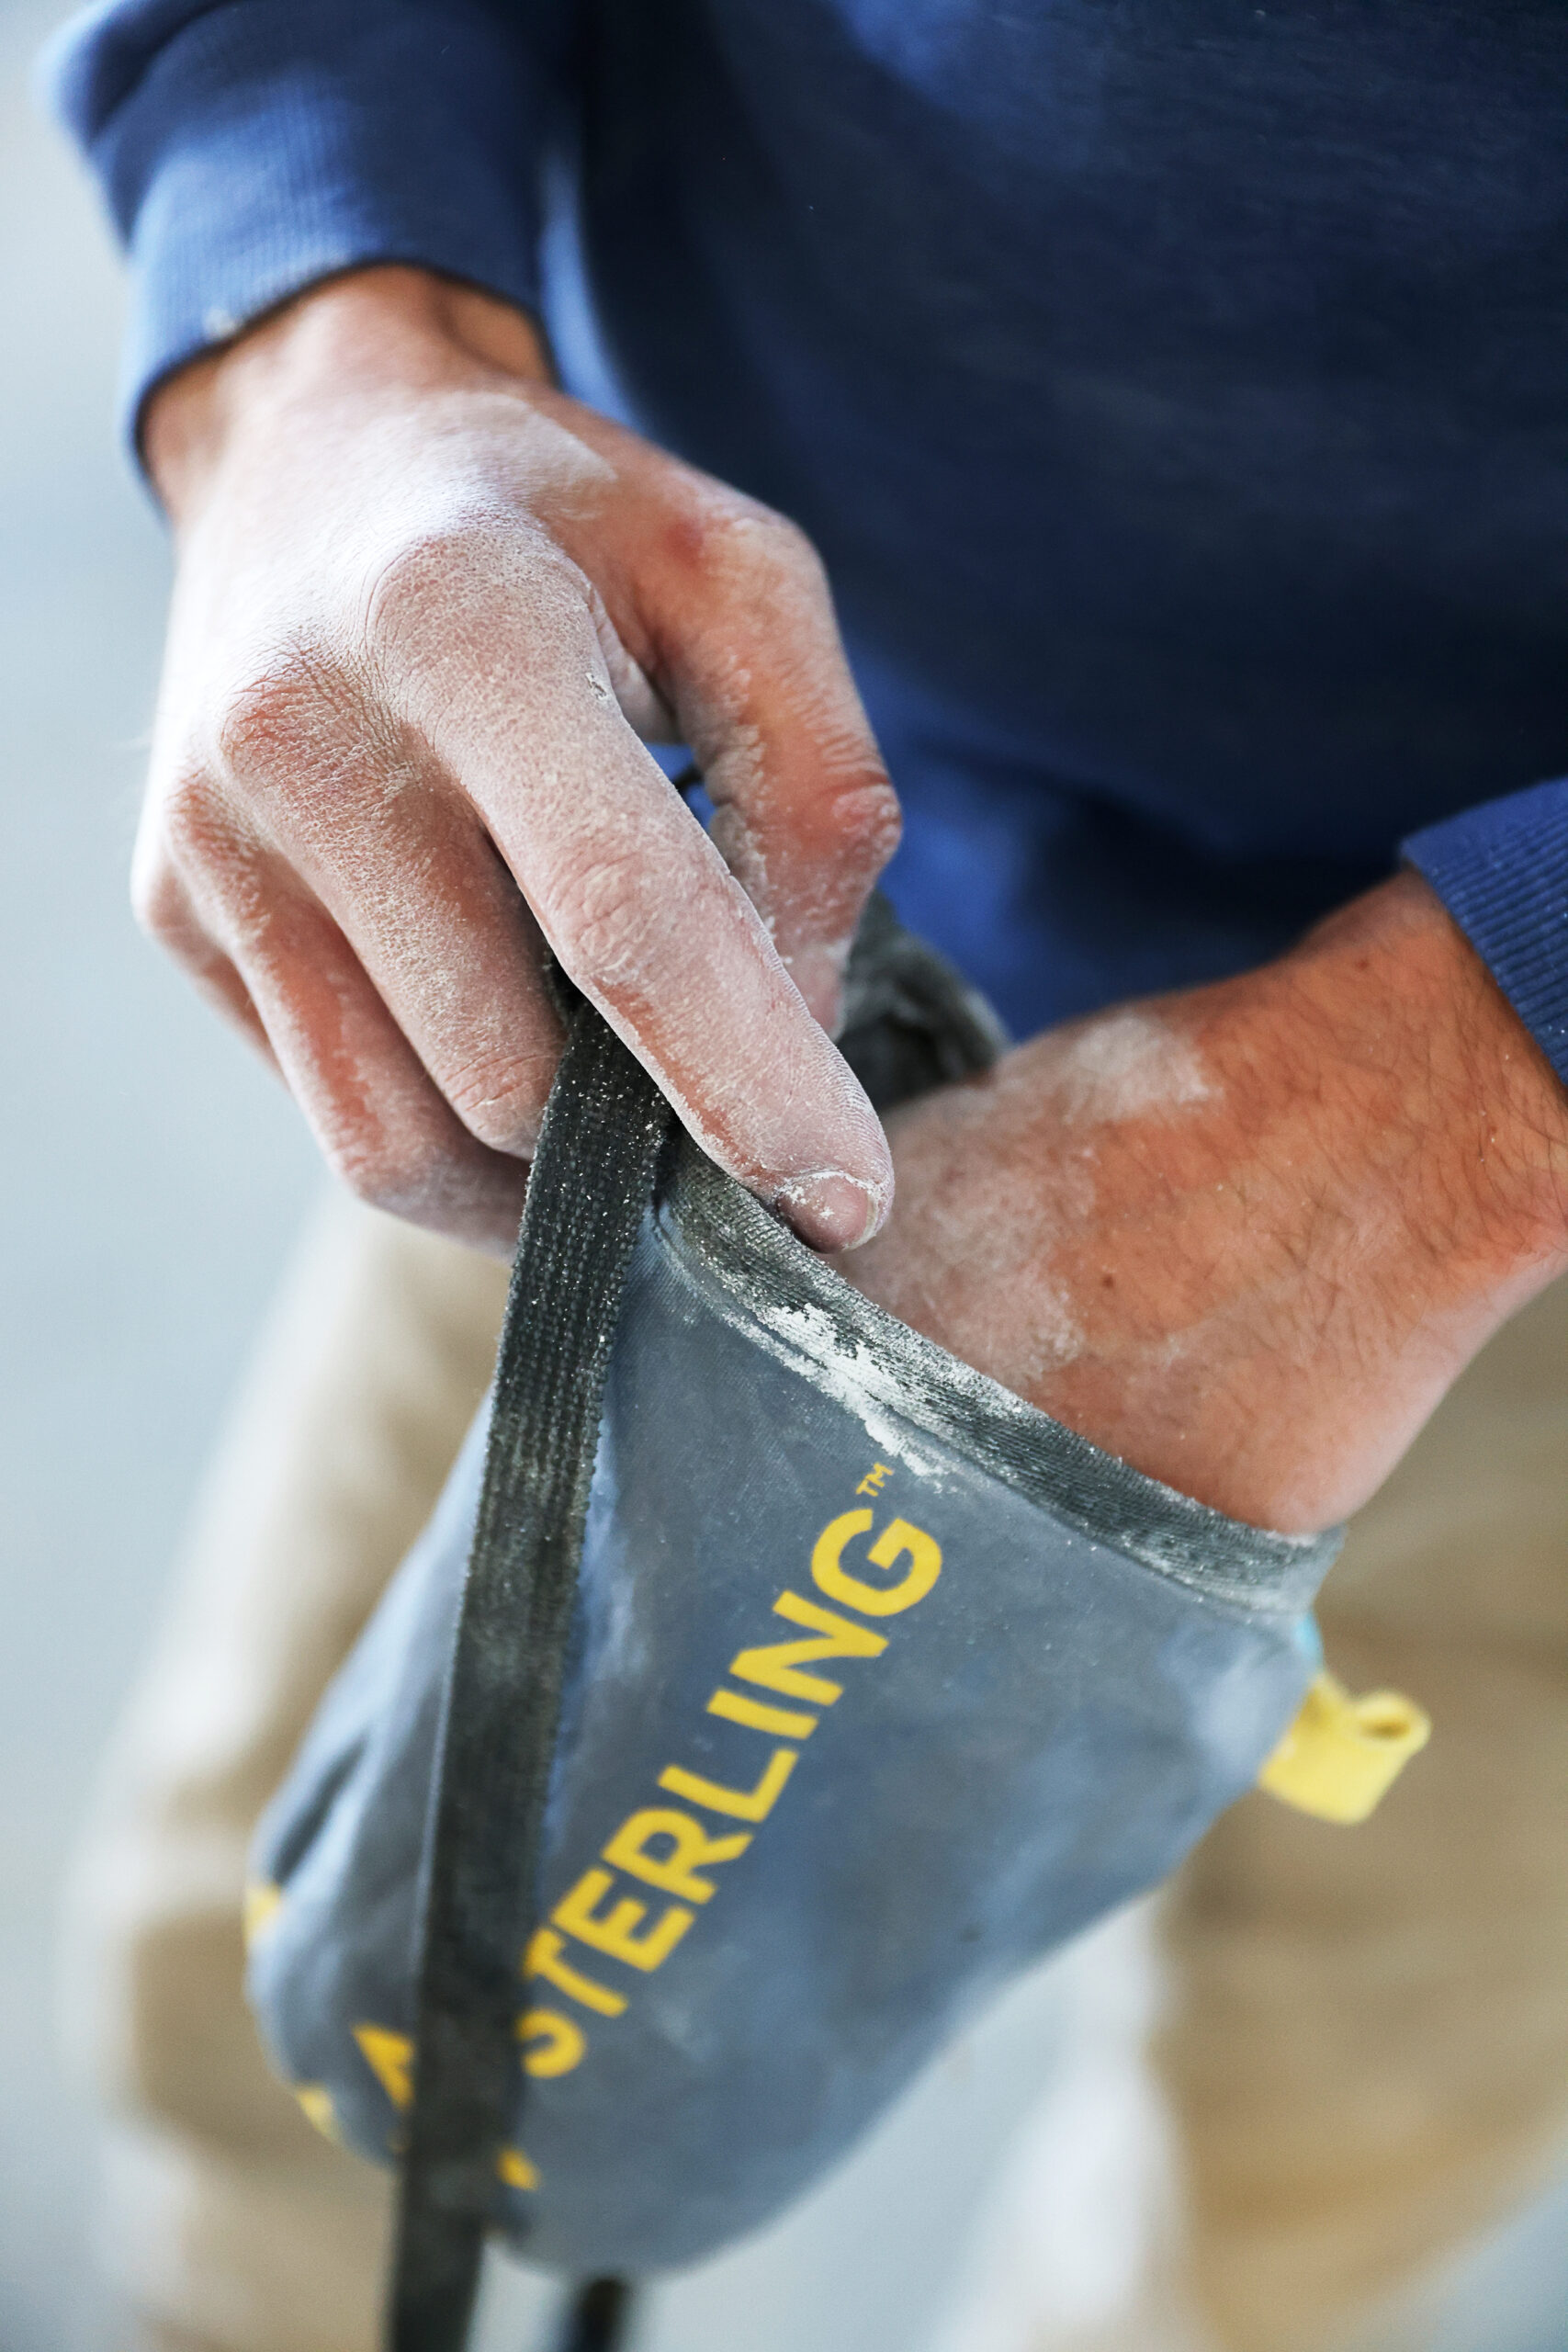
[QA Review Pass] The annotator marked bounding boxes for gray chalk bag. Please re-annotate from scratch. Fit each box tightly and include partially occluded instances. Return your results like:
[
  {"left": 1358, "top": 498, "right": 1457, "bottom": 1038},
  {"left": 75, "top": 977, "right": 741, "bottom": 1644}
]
[{"left": 243, "top": 903, "right": 1339, "bottom": 2341}]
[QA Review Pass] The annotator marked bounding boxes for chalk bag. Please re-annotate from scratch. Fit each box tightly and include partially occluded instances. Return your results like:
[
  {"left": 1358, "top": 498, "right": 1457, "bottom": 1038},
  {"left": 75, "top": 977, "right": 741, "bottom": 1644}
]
[{"left": 244, "top": 899, "right": 1343, "bottom": 2350}]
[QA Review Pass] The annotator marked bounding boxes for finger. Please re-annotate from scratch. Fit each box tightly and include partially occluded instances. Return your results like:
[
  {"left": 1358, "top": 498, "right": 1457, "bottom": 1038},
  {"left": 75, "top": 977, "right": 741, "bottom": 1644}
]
[
  {"left": 209, "top": 663, "right": 565, "bottom": 1156},
  {"left": 157, "top": 789, "right": 528, "bottom": 1251},
  {"left": 540, "top": 440, "right": 900, "bottom": 1032},
  {"left": 379, "top": 553, "right": 894, "bottom": 1249},
  {"left": 652, "top": 507, "right": 901, "bottom": 1031},
  {"left": 131, "top": 826, "right": 276, "bottom": 1062}
]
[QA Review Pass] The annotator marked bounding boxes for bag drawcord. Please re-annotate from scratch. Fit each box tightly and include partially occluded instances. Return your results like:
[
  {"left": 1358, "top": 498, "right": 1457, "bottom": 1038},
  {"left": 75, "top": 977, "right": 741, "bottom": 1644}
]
[
  {"left": 388, "top": 994, "right": 669, "bottom": 2351},
  {"left": 557, "top": 2278, "right": 633, "bottom": 2351}
]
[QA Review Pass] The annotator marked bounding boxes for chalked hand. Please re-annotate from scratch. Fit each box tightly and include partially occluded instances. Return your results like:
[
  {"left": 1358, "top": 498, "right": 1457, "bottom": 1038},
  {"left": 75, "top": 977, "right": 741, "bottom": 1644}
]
[{"left": 138, "top": 266, "right": 899, "bottom": 1255}]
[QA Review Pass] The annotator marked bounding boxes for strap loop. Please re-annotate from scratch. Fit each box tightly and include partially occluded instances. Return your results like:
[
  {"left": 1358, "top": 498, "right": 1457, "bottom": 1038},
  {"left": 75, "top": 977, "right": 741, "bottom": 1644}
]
[{"left": 389, "top": 999, "right": 668, "bottom": 2351}]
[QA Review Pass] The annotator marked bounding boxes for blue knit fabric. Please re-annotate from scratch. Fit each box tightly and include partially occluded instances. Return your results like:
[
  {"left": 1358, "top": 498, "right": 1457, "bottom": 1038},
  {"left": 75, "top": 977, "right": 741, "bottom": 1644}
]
[
  {"left": 47, "top": 1, "right": 560, "bottom": 447},
  {"left": 1406, "top": 781, "right": 1568, "bottom": 1090},
  {"left": 46, "top": 0, "right": 1568, "bottom": 1066}
]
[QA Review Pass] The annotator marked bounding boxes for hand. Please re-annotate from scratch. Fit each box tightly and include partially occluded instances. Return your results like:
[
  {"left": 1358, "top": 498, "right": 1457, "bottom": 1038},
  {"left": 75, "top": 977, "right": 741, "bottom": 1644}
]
[
  {"left": 845, "top": 875, "right": 1568, "bottom": 1532},
  {"left": 138, "top": 266, "right": 900, "bottom": 1253}
]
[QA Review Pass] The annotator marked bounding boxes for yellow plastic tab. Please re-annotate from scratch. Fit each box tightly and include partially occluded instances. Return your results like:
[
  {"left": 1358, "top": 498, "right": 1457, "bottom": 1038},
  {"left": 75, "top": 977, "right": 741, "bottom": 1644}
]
[
  {"left": 293, "top": 2084, "right": 340, "bottom": 2143},
  {"left": 1258, "top": 1671, "right": 1430, "bottom": 1824},
  {"left": 243, "top": 1882, "right": 284, "bottom": 1946}
]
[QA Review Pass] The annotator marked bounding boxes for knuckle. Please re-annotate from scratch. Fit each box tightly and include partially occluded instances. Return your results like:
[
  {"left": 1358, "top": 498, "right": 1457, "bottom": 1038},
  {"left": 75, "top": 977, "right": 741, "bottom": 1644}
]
[
  {"left": 745, "top": 504, "right": 822, "bottom": 581},
  {"left": 662, "top": 490, "right": 819, "bottom": 589},
  {"left": 329, "top": 1120, "right": 435, "bottom": 1220},
  {"left": 361, "top": 517, "right": 582, "bottom": 646},
  {"left": 360, "top": 526, "right": 470, "bottom": 638},
  {"left": 827, "top": 767, "right": 904, "bottom": 869},
  {"left": 209, "top": 645, "right": 340, "bottom": 781},
  {"left": 152, "top": 764, "right": 274, "bottom": 943},
  {"left": 550, "top": 843, "right": 673, "bottom": 987},
  {"left": 444, "top": 1050, "right": 551, "bottom": 1150},
  {"left": 155, "top": 762, "right": 227, "bottom": 869},
  {"left": 332, "top": 1125, "right": 522, "bottom": 1252}
]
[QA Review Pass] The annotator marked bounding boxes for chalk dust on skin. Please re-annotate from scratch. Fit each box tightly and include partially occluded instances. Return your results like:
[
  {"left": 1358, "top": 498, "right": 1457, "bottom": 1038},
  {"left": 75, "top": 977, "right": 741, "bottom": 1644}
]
[
  {"left": 898, "top": 1170, "right": 1089, "bottom": 1393},
  {"left": 1049, "top": 1010, "right": 1213, "bottom": 1124},
  {"left": 583, "top": 577, "right": 674, "bottom": 743},
  {"left": 352, "top": 538, "right": 893, "bottom": 1245},
  {"left": 771, "top": 1169, "right": 888, "bottom": 1251},
  {"left": 579, "top": 937, "right": 892, "bottom": 1253},
  {"left": 180, "top": 379, "right": 894, "bottom": 1252},
  {"left": 638, "top": 1025, "right": 892, "bottom": 1251},
  {"left": 842, "top": 1004, "right": 1223, "bottom": 1407},
  {"left": 671, "top": 593, "right": 896, "bottom": 1038}
]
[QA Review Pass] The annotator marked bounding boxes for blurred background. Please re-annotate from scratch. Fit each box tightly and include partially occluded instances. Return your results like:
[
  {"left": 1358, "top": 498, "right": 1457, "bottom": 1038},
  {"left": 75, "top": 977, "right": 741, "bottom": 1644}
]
[{"left": 0, "top": 5, "right": 319, "bottom": 2340}]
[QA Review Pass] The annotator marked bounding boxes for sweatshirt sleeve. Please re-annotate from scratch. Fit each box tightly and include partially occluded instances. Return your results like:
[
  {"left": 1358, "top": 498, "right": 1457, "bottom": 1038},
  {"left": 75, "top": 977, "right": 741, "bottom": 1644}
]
[
  {"left": 44, "top": 0, "right": 567, "bottom": 447},
  {"left": 1404, "top": 776, "right": 1568, "bottom": 1091}
]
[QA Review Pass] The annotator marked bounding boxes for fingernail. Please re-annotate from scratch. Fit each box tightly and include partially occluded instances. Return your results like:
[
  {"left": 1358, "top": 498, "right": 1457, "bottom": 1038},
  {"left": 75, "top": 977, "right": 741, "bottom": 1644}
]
[{"left": 773, "top": 1170, "right": 889, "bottom": 1252}]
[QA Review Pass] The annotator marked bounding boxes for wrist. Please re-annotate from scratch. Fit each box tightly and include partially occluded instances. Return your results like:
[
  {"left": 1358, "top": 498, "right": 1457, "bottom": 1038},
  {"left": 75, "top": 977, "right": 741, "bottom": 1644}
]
[
  {"left": 852, "top": 870, "right": 1568, "bottom": 1531},
  {"left": 1269, "top": 870, "right": 1568, "bottom": 1315},
  {"left": 143, "top": 265, "right": 552, "bottom": 524}
]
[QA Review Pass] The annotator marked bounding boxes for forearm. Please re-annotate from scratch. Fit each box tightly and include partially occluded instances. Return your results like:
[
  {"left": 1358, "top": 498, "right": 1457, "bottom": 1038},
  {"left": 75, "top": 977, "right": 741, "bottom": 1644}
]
[
  {"left": 850, "top": 872, "right": 1568, "bottom": 1531},
  {"left": 1239, "top": 870, "right": 1568, "bottom": 1315}
]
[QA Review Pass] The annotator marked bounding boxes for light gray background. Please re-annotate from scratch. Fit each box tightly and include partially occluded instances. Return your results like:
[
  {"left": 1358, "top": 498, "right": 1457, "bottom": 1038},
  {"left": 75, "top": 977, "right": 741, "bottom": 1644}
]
[{"left": 0, "top": 6, "right": 318, "bottom": 2341}]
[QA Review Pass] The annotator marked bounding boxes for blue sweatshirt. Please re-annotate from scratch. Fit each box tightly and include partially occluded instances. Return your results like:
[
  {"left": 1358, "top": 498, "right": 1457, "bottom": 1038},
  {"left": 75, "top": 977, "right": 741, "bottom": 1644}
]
[{"left": 50, "top": 0, "right": 1568, "bottom": 1063}]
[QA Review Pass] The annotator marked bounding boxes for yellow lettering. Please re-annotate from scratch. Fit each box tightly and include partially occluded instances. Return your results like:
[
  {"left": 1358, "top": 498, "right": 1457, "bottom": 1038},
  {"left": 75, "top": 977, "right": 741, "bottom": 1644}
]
[
  {"left": 517, "top": 2007, "right": 586, "bottom": 2078},
  {"left": 707, "top": 1687, "right": 818, "bottom": 1739},
  {"left": 525, "top": 1926, "right": 627, "bottom": 2018},
  {"left": 660, "top": 1745, "right": 798, "bottom": 1822},
  {"left": 353, "top": 2023, "right": 414, "bottom": 2110},
  {"left": 728, "top": 1589, "right": 886, "bottom": 1704},
  {"left": 855, "top": 1463, "right": 892, "bottom": 1495},
  {"left": 498, "top": 2145, "right": 539, "bottom": 2191},
  {"left": 603, "top": 1807, "right": 750, "bottom": 1903},
  {"left": 813, "top": 1511, "right": 942, "bottom": 1617},
  {"left": 552, "top": 1868, "right": 694, "bottom": 1972}
]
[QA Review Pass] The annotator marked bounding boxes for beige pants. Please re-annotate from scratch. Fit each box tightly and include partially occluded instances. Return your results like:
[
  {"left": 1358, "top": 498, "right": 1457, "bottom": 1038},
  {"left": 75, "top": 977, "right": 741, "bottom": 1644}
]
[
  {"left": 1157, "top": 1269, "right": 1568, "bottom": 2352},
  {"left": 63, "top": 1195, "right": 1568, "bottom": 2352}
]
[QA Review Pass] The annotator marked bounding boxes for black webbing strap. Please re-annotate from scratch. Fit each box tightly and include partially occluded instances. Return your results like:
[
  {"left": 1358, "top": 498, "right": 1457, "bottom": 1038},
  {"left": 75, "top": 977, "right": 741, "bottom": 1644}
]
[
  {"left": 556, "top": 2278, "right": 635, "bottom": 2350},
  {"left": 388, "top": 996, "right": 670, "bottom": 2352}
]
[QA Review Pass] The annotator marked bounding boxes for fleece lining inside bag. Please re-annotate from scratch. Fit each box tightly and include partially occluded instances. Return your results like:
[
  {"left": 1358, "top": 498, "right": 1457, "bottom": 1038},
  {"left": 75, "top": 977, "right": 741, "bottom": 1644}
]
[{"left": 245, "top": 903, "right": 1341, "bottom": 2340}]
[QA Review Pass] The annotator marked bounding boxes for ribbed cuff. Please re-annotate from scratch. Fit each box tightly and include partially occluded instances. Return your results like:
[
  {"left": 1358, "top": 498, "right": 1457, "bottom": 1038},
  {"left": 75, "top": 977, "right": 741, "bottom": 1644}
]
[
  {"left": 1404, "top": 776, "right": 1568, "bottom": 1091},
  {"left": 45, "top": 0, "right": 557, "bottom": 456}
]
